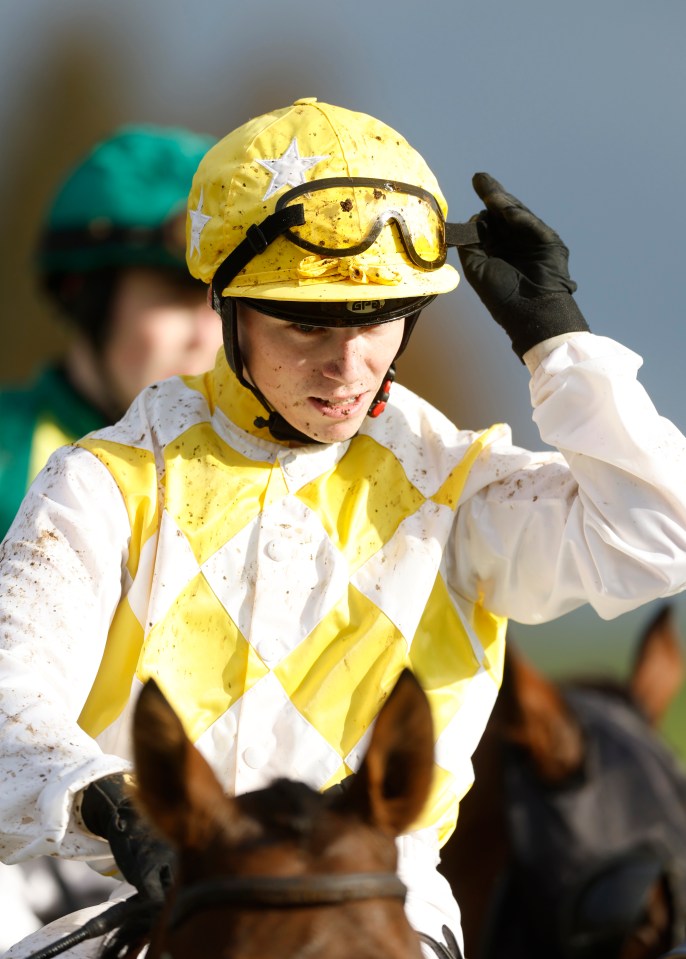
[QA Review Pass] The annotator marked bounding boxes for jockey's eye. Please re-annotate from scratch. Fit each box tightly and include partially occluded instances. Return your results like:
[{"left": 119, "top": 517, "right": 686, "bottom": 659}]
[{"left": 292, "top": 323, "right": 319, "bottom": 334}]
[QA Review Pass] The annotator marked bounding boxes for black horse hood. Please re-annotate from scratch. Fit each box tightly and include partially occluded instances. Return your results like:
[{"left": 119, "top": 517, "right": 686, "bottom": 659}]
[{"left": 504, "top": 686, "right": 686, "bottom": 957}]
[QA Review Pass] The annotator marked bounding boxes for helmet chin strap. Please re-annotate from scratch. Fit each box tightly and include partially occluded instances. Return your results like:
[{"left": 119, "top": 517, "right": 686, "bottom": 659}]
[
  {"left": 219, "top": 297, "right": 415, "bottom": 444},
  {"left": 367, "top": 365, "right": 395, "bottom": 419},
  {"left": 221, "top": 297, "right": 322, "bottom": 444}
]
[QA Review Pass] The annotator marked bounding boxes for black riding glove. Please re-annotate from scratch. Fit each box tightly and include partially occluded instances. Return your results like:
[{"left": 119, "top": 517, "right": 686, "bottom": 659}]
[
  {"left": 458, "top": 172, "right": 589, "bottom": 360},
  {"left": 81, "top": 772, "right": 176, "bottom": 902}
]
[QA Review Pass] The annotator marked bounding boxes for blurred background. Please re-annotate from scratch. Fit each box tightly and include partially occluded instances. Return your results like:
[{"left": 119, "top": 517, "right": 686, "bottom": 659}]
[{"left": 2, "top": 0, "right": 686, "bottom": 752}]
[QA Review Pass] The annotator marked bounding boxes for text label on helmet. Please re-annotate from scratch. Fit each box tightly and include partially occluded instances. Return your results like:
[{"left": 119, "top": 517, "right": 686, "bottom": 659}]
[{"left": 348, "top": 300, "right": 385, "bottom": 314}]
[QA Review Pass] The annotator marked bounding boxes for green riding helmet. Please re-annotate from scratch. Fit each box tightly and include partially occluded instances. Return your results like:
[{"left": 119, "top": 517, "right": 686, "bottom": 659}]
[
  {"left": 35, "top": 124, "right": 216, "bottom": 345},
  {"left": 37, "top": 124, "right": 216, "bottom": 276}
]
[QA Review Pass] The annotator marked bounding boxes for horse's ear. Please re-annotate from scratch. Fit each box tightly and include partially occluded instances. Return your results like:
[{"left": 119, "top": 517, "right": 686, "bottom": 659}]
[
  {"left": 499, "top": 643, "right": 584, "bottom": 784},
  {"left": 133, "top": 679, "right": 230, "bottom": 850},
  {"left": 345, "top": 669, "right": 434, "bottom": 836},
  {"left": 629, "top": 603, "right": 684, "bottom": 726}
]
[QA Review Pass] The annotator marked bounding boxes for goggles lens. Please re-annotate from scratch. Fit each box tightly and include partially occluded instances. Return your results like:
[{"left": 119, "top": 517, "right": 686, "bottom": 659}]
[{"left": 275, "top": 177, "right": 447, "bottom": 270}]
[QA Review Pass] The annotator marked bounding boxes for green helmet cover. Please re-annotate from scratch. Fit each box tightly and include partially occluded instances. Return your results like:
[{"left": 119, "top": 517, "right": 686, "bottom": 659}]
[{"left": 37, "top": 124, "right": 216, "bottom": 275}]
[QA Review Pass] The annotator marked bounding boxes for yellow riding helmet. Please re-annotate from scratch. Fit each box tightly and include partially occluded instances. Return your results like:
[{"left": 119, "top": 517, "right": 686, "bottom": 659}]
[{"left": 186, "top": 98, "right": 461, "bottom": 303}]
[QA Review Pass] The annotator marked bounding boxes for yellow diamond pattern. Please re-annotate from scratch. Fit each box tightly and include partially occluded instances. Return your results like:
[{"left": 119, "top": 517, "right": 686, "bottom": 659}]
[
  {"left": 409, "top": 574, "right": 481, "bottom": 738},
  {"left": 297, "top": 435, "right": 425, "bottom": 571},
  {"left": 78, "top": 438, "right": 157, "bottom": 577},
  {"left": 78, "top": 597, "right": 144, "bottom": 739},
  {"left": 164, "top": 423, "right": 288, "bottom": 566},
  {"left": 138, "top": 572, "right": 266, "bottom": 742},
  {"left": 275, "top": 585, "right": 408, "bottom": 758}
]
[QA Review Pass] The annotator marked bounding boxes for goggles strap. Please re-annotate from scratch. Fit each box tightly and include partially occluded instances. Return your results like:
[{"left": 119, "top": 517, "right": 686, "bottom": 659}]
[
  {"left": 211, "top": 205, "right": 306, "bottom": 304},
  {"left": 445, "top": 220, "right": 481, "bottom": 247},
  {"left": 209, "top": 195, "right": 480, "bottom": 312}
]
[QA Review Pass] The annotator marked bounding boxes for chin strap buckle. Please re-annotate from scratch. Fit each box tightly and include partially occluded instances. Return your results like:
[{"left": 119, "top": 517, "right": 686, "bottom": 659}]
[{"left": 368, "top": 366, "right": 395, "bottom": 418}]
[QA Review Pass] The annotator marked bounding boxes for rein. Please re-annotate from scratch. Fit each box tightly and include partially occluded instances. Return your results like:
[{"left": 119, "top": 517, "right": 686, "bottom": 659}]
[
  {"left": 21, "top": 897, "right": 153, "bottom": 959},
  {"left": 22, "top": 872, "right": 407, "bottom": 959}
]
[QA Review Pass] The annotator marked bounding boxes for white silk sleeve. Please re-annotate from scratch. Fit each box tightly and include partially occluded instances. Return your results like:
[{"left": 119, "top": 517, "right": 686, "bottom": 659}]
[
  {"left": 0, "top": 447, "right": 134, "bottom": 863},
  {"left": 451, "top": 333, "right": 686, "bottom": 623}
]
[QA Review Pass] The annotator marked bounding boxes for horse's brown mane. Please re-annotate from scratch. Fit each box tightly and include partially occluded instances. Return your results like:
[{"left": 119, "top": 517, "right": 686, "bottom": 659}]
[{"left": 234, "top": 779, "right": 324, "bottom": 837}]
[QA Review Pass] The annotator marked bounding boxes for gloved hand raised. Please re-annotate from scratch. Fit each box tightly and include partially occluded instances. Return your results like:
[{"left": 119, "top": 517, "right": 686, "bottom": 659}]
[
  {"left": 458, "top": 172, "right": 589, "bottom": 360},
  {"left": 81, "top": 772, "right": 176, "bottom": 902}
]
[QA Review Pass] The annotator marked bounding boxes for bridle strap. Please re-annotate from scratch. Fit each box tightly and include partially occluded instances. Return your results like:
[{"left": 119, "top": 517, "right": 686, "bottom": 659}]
[
  {"left": 170, "top": 872, "right": 407, "bottom": 927},
  {"left": 22, "top": 872, "right": 407, "bottom": 959}
]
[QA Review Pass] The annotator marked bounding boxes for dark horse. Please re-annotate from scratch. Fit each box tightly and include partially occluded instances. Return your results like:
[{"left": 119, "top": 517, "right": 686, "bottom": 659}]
[
  {"left": 95, "top": 669, "right": 436, "bottom": 959},
  {"left": 438, "top": 604, "right": 686, "bottom": 959}
]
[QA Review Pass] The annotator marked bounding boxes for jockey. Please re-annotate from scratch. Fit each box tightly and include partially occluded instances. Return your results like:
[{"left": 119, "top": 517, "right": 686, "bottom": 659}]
[
  {"left": 2, "top": 97, "right": 686, "bottom": 959},
  {"left": 0, "top": 122, "right": 225, "bottom": 952},
  {"left": 0, "top": 124, "right": 224, "bottom": 539}
]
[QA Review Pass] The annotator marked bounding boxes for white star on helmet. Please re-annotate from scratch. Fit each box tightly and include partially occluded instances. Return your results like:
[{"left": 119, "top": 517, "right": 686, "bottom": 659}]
[
  {"left": 257, "top": 138, "right": 329, "bottom": 200},
  {"left": 189, "top": 187, "right": 212, "bottom": 256}
]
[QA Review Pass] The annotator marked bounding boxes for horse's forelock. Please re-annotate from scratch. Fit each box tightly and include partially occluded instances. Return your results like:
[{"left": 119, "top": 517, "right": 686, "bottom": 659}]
[{"left": 234, "top": 779, "right": 324, "bottom": 838}]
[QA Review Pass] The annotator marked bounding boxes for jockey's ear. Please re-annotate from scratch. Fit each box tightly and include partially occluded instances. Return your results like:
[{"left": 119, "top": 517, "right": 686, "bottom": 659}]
[{"left": 340, "top": 669, "right": 434, "bottom": 837}]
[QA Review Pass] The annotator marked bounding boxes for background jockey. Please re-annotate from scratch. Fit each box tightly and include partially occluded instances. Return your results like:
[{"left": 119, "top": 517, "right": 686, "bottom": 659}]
[
  {"left": 2, "top": 97, "right": 686, "bottom": 959},
  {"left": 0, "top": 122, "right": 224, "bottom": 951},
  {"left": 0, "top": 123, "right": 224, "bottom": 539}
]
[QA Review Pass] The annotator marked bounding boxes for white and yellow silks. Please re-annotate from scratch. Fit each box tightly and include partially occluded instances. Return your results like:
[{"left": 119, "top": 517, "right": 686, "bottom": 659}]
[
  {"left": 75, "top": 348, "right": 506, "bottom": 851},
  {"left": 7, "top": 330, "right": 686, "bottom": 958}
]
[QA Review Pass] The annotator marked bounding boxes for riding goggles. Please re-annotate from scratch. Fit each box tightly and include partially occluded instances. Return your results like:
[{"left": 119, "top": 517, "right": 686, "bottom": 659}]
[
  {"left": 274, "top": 177, "right": 448, "bottom": 270},
  {"left": 209, "top": 177, "right": 479, "bottom": 301}
]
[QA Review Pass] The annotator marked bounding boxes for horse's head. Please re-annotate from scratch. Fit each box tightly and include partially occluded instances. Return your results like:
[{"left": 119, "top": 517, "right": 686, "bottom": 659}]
[
  {"left": 114, "top": 668, "right": 434, "bottom": 959},
  {"left": 440, "top": 604, "right": 686, "bottom": 959}
]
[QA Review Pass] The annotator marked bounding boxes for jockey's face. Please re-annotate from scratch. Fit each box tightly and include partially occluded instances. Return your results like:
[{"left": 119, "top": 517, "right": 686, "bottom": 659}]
[
  {"left": 104, "top": 267, "right": 222, "bottom": 408},
  {"left": 236, "top": 302, "right": 404, "bottom": 444}
]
